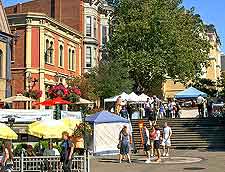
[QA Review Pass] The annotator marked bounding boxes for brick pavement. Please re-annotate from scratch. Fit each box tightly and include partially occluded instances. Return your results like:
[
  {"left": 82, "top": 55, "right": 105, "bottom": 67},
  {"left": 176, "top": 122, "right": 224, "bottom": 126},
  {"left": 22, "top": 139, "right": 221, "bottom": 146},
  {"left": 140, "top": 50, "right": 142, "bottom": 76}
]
[{"left": 90, "top": 149, "right": 225, "bottom": 172}]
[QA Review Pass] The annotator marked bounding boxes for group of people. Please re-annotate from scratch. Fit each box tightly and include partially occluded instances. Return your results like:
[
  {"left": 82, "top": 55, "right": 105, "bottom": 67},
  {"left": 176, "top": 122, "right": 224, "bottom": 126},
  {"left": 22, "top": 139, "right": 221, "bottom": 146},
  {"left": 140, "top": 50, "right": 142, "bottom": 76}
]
[
  {"left": 144, "top": 97, "right": 181, "bottom": 121},
  {"left": 118, "top": 122, "right": 172, "bottom": 163},
  {"left": 0, "top": 131, "right": 77, "bottom": 172}
]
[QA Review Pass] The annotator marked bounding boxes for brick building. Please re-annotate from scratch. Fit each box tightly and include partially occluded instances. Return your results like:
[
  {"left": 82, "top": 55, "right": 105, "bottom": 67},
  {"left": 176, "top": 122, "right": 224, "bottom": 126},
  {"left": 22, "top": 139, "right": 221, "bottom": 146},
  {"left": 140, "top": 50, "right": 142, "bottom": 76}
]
[
  {"left": 7, "top": 12, "right": 83, "bottom": 104},
  {"left": 6, "top": 0, "right": 113, "bottom": 72}
]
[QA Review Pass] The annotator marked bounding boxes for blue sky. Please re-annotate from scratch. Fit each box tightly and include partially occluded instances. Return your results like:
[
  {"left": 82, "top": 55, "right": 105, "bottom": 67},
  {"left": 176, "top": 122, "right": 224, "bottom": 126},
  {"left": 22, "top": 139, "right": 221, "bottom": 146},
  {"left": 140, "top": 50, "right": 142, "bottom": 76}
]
[{"left": 2, "top": 0, "right": 225, "bottom": 52}]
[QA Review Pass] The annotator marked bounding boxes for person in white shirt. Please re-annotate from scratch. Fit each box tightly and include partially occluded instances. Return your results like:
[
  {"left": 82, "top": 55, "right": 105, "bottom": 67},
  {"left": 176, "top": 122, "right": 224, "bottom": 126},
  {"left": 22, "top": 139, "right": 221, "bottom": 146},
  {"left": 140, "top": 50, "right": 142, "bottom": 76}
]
[
  {"left": 197, "top": 95, "right": 205, "bottom": 117},
  {"left": 153, "top": 125, "right": 161, "bottom": 162},
  {"left": 162, "top": 122, "right": 172, "bottom": 157},
  {"left": 43, "top": 143, "right": 60, "bottom": 156}
]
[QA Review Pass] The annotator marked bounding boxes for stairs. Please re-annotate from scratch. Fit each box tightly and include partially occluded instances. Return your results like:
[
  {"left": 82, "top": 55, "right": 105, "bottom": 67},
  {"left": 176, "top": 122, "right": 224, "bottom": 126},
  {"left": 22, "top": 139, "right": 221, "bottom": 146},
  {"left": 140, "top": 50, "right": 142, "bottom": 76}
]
[{"left": 131, "top": 118, "right": 225, "bottom": 149}]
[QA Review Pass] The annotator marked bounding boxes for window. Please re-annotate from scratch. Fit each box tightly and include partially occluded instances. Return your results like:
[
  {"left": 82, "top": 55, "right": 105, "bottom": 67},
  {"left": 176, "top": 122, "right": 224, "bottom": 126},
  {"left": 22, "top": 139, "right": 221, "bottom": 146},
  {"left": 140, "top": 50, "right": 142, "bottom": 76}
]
[
  {"left": 49, "top": 41, "right": 53, "bottom": 64},
  {"left": 94, "top": 17, "right": 97, "bottom": 38},
  {"left": 72, "top": 50, "right": 75, "bottom": 70},
  {"left": 59, "top": 45, "right": 63, "bottom": 67},
  {"left": 86, "top": 47, "right": 92, "bottom": 68},
  {"left": 45, "top": 39, "right": 49, "bottom": 63},
  {"left": 68, "top": 48, "right": 71, "bottom": 69},
  {"left": 0, "top": 50, "right": 2, "bottom": 78},
  {"left": 45, "top": 39, "right": 54, "bottom": 64},
  {"left": 102, "top": 26, "right": 107, "bottom": 45},
  {"left": 86, "top": 16, "right": 92, "bottom": 37},
  {"left": 51, "top": 0, "right": 55, "bottom": 18}
]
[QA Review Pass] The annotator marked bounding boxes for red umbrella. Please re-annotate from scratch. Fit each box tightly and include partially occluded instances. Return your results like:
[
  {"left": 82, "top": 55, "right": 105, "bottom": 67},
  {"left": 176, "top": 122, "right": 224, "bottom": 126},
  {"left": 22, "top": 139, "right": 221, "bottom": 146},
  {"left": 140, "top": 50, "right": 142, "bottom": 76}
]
[
  {"left": 52, "top": 97, "right": 72, "bottom": 105},
  {"left": 34, "top": 99, "right": 55, "bottom": 106}
]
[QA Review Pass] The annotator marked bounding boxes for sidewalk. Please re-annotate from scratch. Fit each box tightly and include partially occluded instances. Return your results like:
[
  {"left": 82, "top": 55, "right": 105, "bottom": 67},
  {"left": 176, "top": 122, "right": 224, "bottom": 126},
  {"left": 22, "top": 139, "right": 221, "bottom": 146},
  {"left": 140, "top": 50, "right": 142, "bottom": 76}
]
[{"left": 90, "top": 149, "right": 225, "bottom": 172}]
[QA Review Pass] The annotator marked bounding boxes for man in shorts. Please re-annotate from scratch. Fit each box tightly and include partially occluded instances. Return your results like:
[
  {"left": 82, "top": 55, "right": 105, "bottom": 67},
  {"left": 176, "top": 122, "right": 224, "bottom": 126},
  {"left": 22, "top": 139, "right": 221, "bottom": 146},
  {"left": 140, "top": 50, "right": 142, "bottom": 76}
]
[
  {"left": 141, "top": 125, "right": 151, "bottom": 163},
  {"left": 162, "top": 122, "right": 172, "bottom": 157}
]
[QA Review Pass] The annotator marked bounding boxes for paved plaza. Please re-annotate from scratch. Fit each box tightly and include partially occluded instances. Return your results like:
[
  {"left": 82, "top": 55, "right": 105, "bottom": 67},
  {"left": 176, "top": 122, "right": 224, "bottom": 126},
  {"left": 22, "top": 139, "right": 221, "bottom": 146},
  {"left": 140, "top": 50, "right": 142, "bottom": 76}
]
[{"left": 90, "top": 149, "right": 225, "bottom": 172}]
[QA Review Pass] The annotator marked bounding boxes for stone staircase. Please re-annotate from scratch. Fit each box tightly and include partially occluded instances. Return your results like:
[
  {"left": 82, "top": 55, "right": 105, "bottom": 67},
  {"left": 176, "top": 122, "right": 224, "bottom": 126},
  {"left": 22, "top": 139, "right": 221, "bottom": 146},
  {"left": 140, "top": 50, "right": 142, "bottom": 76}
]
[{"left": 131, "top": 118, "right": 225, "bottom": 149}]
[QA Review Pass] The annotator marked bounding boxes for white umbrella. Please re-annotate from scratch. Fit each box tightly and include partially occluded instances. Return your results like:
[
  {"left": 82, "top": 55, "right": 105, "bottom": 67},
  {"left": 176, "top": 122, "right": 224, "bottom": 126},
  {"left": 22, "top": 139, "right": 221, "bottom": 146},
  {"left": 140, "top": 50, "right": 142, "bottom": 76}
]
[
  {"left": 76, "top": 98, "right": 94, "bottom": 104},
  {"left": 104, "top": 92, "right": 129, "bottom": 102},
  {"left": 2, "top": 94, "right": 35, "bottom": 103}
]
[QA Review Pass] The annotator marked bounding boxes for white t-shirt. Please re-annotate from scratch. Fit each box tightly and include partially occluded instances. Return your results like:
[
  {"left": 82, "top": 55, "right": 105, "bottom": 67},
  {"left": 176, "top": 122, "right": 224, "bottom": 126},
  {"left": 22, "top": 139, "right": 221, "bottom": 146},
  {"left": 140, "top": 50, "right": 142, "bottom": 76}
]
[
  {"left": 43, "top": 148, "right": 60, "bottom": 156},
  {"left": 197, "top": 96, "right": 205, "bottom": 104},
  {"left": 163, "top": 126, "right": 172, "bottom": 140},
  {"left": 154, "top": 130, "right": 161, "bottom": 141}
]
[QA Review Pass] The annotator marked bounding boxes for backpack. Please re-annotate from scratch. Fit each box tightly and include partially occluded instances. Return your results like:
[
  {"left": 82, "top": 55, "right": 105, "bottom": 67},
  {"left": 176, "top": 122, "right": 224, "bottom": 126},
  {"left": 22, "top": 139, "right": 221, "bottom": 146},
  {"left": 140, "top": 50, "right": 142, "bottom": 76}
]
[{"left": 150, "top": 129, "right": 157, "bottom": 140}]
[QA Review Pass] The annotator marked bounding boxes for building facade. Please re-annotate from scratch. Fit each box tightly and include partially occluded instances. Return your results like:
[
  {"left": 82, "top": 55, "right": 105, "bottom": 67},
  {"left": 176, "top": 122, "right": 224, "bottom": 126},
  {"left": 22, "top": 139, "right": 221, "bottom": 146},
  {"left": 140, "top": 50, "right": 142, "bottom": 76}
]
[
  {"left": 163, "top": 25, "right": 221, "bottom": 98},
  {"left": 5, "top": 0, "right": 112, "bottom": 73},
  {"left": 7, "top": 13, "right": 83, "bottom": 104},
  {"left": 0, "top": 0, "right": 12, "bottom": 101}
]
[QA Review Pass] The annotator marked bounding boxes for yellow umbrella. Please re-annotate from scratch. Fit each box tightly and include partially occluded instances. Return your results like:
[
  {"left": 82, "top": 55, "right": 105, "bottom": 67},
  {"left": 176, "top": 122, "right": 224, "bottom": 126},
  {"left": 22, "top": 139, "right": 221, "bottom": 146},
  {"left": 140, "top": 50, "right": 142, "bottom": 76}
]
[
  {"left": 0, "top": 123, "right": 18, "bottom": 140},
  {"left": 61, "top": 118, "right": 81, "bottom": 130},
  {"left": 28, "top": 119, "right": 74, "bottom": 139}
]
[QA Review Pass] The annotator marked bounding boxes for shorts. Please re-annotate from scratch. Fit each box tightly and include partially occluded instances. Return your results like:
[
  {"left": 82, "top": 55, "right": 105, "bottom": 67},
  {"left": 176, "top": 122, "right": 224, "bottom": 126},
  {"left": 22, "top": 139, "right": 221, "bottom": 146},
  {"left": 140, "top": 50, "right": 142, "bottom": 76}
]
[
  {"left": 161, "top": 139, "right": 171, "bottom": 147},
  {"left": 120, "top": 142, "right": 129, "bottom": 155},
  {"left": 143, "top": 144, "right": 151, "bottom": 151},
  {"left": 154, "top": 140, "right": 160, "bottom": 149},
  {"left": 149, "top": 139, "right": 154, "bottom": 148}
]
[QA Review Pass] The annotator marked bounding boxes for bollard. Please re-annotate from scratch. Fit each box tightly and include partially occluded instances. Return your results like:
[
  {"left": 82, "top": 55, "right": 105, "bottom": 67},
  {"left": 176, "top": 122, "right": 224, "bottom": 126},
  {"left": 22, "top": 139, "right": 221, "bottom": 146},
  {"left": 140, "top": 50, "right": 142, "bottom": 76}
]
[{"left": 20, "top": 151, "right": 24, "bottom": 172}]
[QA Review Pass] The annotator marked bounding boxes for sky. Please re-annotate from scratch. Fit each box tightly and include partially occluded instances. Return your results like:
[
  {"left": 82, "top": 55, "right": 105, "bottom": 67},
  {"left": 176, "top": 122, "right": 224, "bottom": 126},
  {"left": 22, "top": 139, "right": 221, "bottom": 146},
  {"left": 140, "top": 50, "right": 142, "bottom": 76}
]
[{"left": 2, "top": 0, "right": 225, "bottom": 52}]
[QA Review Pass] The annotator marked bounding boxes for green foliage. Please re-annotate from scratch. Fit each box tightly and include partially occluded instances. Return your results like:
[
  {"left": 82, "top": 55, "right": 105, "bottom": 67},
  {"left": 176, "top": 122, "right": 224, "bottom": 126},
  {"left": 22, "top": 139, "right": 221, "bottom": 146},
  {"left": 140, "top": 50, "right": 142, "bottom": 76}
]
[
  {"left": 189, "top": 78, "right": 218, "bottom": 97},
  {"left": 88, "top": 60, "right": 134, "bottom": 98},
  {"left": 108, "top": 0, "right": 211, "bottom": 94},
  {"left": 14, "top": 144, "right": 27, "bottom": 156}
]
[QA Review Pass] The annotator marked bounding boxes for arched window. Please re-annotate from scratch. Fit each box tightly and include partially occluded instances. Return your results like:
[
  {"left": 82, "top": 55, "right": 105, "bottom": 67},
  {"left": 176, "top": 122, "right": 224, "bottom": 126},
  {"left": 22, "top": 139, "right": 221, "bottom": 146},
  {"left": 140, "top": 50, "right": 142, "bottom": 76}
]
[
  {"left": 59, "top": 45, "right": 63, "bottom": 67},
  {"left": 45, "top": 39, "right": 49, "bottom": 63},
  {"left": 0, "top": 50, "right": 2, "bottom": 78},
  {"left": 72, "top": 50, "right": 75, "bottom": 70},
  {"left": 68, "top": 48, "right": 71, "bottom": 69},
  {"left": 49, "top": 41, "right": 53, "bottom": 64}
]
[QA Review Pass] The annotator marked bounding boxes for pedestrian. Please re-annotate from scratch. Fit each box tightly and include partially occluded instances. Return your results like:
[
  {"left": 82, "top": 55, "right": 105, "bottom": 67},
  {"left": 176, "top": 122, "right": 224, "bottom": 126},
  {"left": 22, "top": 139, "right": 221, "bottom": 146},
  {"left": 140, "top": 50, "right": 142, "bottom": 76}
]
[
  {"left": 174, "top": 101, "right": 181, "bottom": 118},
  {"left": 153, "top": 125, "right": 161, "bottom": 162},
  {"left": 197, "top": 94, "right": 205, "bottom": 118},
  {"left": 120, "top": 106, "right": 129, "bottom": 119},
  {"left": 159, "top": 102, "right": 165, "bottom": 119},
  {"left": 168, "top": 101, "right": 174, "bottom": 118},
  {"left": 207, "top": 100, "right": 213, "bottom": 117},
  {"left": 1, "top": 141, "right": 14, "bottom": 172},
  {"left": 141, "top": 125, "right": 151, "bottom": 163},
  {"left": 144, "top": 98, "right": 152, "bottom": 120},
  {"left": 115, "top": 96, "right": 122, "bottom": 114},
  {"left": 60, "top": 131, "right": 74, "bottom": 172},
  {"left": 149, "top": 122, "right": 157, "bottom": 157},
  {"left": 43, "top": 142, "right": 60, "bottom": 156},
  {"left": 162, "top": 122, "right": 172, "bottom": 157},
  {"left": 118, "top": 126, "right": 132, "bottom": 163}
]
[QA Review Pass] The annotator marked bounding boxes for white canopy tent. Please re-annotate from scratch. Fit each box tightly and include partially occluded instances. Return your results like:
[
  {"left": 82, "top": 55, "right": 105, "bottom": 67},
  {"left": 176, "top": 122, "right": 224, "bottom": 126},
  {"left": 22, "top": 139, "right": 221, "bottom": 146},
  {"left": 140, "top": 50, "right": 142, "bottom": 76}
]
[
  {"left": 86, "top": 111, "right": 131, "bottom": 155},
  {"left": 104, "top": 92, "right": 129, "bottom": 102},
  {"left": 138, "top": 93, "right": 150, "bottom": 102},
  {"left": 127, "top": 92, "right": 140, "bottom": 102}
]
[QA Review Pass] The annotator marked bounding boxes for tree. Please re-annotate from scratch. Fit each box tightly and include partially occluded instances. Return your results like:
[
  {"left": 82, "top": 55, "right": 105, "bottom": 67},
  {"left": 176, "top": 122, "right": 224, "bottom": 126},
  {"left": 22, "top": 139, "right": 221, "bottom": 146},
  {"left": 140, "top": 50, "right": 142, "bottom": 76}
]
[
  {"left": 88, "top": 60, "right": 134, "bottom": 99},
  {"left": 108, "top": 0, "right": 211, "bottom": 95}
]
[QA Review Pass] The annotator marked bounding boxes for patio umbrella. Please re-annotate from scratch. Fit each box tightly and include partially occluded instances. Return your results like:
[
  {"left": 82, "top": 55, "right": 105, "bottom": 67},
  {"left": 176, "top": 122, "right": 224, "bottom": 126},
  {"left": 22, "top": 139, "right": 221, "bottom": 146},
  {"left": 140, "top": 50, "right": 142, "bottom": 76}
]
[
  {"left": 2, "top": 94, "right": 35, "bottom": 103},
  {"left": 34, "top": 99, "right": 55, "bottom": 106},
  {"left": 61, "top": 118, "right": 81, "bottom": 130},
  {"left": 52, "top": 97, "right": 72, "bottom": 105},
  {"left": 76, "top": 98, "right": 94, "bottom": 104},
  {"left": 28, "top": 119, "right": 74, "bottom": 139},
  {"left": 0, "top": 123, "right": 18, "bottom": 140}
]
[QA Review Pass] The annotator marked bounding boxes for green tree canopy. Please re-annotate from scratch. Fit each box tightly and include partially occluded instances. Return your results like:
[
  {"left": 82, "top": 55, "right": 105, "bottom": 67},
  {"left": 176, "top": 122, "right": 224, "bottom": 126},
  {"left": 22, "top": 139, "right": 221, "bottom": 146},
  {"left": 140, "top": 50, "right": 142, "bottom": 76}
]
[{"left": 108, "top": 0, "right": 211, "bottom": 94}]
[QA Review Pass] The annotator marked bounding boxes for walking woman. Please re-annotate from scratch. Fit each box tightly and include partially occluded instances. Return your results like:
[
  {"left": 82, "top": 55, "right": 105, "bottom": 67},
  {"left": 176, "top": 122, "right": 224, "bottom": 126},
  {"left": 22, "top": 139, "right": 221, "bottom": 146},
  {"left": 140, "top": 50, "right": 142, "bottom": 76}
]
[
  {"left": 119, "top": 126, "right": 132, "bottom": 163},
  {"left": 1, "top": 142, "right": 14, "bottom": 172}
]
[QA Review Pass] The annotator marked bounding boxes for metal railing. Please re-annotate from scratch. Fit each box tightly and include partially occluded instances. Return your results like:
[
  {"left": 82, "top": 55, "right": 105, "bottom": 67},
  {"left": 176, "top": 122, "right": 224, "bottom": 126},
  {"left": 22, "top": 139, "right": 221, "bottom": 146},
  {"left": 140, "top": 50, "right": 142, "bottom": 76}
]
[{"left": 12, "top": 152, "right": 88, "bottom": 172}]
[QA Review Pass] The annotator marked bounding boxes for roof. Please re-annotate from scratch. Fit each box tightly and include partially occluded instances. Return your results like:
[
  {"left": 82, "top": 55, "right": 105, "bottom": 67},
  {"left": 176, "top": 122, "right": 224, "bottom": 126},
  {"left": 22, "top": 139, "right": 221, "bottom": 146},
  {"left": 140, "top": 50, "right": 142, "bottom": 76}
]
[
  {"left": 175, "top": 87, "right": 207, "bottom": 99},
  {"left": 85, "top": 111, "right": 129, "bottom": 124},
  {"left": 0, "top": 0, "right": 11, "bottom": 34}
]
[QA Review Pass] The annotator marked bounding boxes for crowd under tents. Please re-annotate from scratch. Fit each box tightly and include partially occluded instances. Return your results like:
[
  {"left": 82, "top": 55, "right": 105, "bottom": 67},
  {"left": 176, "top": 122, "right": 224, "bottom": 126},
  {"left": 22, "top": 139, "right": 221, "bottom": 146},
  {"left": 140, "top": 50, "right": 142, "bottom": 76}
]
[
  {"left": 175, "top": 87, "right": 207, "bottom": 99},
  {"left": 86, "top": 111, "right": 131, "bottom": 155}
]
